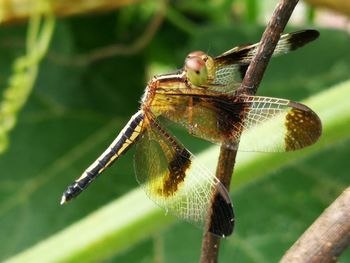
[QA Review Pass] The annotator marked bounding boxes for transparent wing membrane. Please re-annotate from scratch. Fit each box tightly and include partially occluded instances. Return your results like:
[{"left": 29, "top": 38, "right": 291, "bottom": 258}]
[
  {"left": 237, "top": 97, "right": 322, "bottom": 152},
  {"left": 215, "top": 30, "right": 319, "bottom": 66},
  {"left": 152, "top": 92, "right": 321, "bottom": 152},
  {"left": 210, "top": 30, "right": 319, "bottom": 91},
  {"left": 211, "top": 64, "right": 243, "bottom": 93},
  {"left": 134, "top": 117, "right": 234, "bottom": 237}
]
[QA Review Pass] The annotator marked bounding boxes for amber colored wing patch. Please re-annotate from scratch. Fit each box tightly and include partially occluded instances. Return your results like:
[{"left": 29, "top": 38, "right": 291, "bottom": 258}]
[
  {"left": 134, "top": 116, "right": 234, "bottom": 237},
  {"left": 151, "top": 91, "right": 321, "bottom": 152}
]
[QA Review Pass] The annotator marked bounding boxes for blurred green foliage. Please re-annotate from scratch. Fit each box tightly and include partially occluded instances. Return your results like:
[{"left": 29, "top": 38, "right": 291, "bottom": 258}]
[
  {"left": 0, "top": 0, "right": 349, "bottom": 262},
  {"left": 0, "top": 8, "right": 54, "bottom": 154}
]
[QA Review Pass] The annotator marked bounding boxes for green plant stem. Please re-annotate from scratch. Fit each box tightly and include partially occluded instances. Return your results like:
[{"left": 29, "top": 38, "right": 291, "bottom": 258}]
[{"left": 0, "top": 2, "right": 55, "bottom": 153}]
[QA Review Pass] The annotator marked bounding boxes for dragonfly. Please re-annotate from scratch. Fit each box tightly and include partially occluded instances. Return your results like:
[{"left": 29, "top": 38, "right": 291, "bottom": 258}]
[{"left": 61, "top": 29, "right": 322, "bottom": 238}]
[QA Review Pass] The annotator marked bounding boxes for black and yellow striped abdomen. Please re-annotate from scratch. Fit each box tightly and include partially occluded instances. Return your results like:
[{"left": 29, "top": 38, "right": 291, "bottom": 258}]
[{"left": 61, "top": 111, "right": 145, "bottom": 204}]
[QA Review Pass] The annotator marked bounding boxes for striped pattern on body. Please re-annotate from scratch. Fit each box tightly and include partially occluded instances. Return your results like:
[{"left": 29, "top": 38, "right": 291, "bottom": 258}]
[{"left": 60, "top": 111, "right": 144, "bottom": 204}]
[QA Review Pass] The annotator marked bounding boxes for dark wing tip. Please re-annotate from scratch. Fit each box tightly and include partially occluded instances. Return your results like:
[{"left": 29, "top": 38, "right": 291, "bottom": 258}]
[
  {"left": 288, "top": 29, "right": 320, "bottom": 50},
  {"left": 208, "top": 190, "right": 235, "bottom": 237},
  {"left": 285, "top": 102, "right": 322, "bottom": 151}
]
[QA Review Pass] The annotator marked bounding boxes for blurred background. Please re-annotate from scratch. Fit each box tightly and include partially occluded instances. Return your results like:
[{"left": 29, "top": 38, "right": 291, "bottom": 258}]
[{"left": 0, "top": 0, "right": 349, "bottom": 262}]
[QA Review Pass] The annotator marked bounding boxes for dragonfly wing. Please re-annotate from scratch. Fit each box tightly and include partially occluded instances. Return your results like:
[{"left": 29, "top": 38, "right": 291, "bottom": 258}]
[
  {"left": 210, "top": 30, "right": 319, "bottom": 93},
  {"left": 236, "top": 96, "right": 322, "bottom": 152},
  {"left": 134, "top": 116, "right": 234, "bottom": 237},
  {"left": 208, "top": 64, "right": 244, "bottom": 94},
  {"left": 215, "top": 30, "right": 319, "bottom": 65},
  {"left": 152, "top": 91, "right": 321, "bottom": 152}
]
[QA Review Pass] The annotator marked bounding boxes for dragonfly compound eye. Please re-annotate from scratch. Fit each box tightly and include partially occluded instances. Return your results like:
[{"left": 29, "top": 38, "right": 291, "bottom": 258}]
[{"left": 185, "top": 55, "right": 208, "bottom": 86}]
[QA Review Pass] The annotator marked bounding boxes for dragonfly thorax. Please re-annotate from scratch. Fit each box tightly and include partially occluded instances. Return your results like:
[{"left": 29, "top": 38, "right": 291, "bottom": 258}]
[
  {"left": 142, "top": 75, "right": 161, "bottom": 106},
  {"left": 141, "top": 85, "right": 150, "bottom": 105}
]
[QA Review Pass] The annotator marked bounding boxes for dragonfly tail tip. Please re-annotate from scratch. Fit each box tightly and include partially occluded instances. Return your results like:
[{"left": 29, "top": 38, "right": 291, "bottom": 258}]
[{"left": 60, "top": 195, "right": 67, "bottom": 205}]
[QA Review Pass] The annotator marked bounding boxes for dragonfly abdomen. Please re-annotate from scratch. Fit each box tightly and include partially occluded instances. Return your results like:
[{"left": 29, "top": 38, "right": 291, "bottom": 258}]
[{"left": 60, "top": 111, "right": 145, "bottom": 204}]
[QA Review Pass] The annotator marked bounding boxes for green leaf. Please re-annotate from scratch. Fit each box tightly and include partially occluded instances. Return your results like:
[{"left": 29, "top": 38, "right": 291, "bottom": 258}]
[
  {"left": 5, "top": 78, "right": 350, "bottom": 263},
  {"left": 1, "top": 19, "right": 350, "bottom": 263}
]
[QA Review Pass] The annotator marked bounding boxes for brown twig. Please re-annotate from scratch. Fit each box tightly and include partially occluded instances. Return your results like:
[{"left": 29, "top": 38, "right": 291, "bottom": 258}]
[
  {"left": 280, "top": 187, "right": 350, "bottom": 263},
  {"left": 200, "top": 145, "right": 238, "bottom": 263},
  {"left": 199, "top": 0, "right": 299, "bottom": 262}
]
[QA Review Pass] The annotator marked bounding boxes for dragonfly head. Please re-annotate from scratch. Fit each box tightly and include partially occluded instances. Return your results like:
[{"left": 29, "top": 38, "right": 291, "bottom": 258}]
[{"left": 185, "top": 51, "right": 215, "bottom": 86}]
